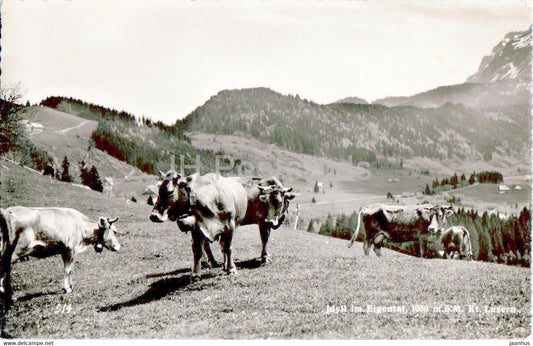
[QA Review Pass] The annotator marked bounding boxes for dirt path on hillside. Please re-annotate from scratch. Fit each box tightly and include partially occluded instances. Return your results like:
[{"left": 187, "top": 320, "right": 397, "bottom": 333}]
[{"left": 58, "top": 120, "right": 92, "bottom": 134}]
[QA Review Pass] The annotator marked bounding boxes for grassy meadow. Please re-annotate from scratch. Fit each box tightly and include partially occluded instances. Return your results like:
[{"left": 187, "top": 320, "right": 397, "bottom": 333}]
[{"left": 0, "top": 158, "right": 530, "bottom": 339}]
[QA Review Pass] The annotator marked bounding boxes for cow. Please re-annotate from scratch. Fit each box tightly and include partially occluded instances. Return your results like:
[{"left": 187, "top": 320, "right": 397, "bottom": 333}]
[
  {"left": 234, "top": 175, "right": 298, "bottom": 263},
  {"left": 0, "top": 207, "right": 120, "bottom": 301},
  {"left": 347, "top": 203, "right": 454, "bottom": 258},
  {"left": 430, "top": 226, "right": 472, "bottom": 260},
  {"left": 149, "top": 171, "right": 297, "bottom": 276}
]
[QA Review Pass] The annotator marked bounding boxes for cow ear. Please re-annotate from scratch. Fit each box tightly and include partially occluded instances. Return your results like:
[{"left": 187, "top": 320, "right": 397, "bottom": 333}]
[
  {"left": 286, "top": 192, "right": 299, "bottom": 200},
  {"left": 172, "top": 174, "right": 181, "bottom": 185},
  {"left": 445, "top": 209, "right": 454, "bottom": 217},
  {"left": 259, "top": 194, "right": 269, "bottom": 203},
  {"left": 186, "top": 173, "right": 198, "bottom": 184},
  {"left": 98, "top": 217, "right": 109, "bottom": 228},
  {"left": 422, "top": 209, "right": 432, "bottom": 218}
]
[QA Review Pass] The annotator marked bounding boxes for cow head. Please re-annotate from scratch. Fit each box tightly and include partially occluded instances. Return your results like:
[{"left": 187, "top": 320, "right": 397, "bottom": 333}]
[
  {"left": 426, "top": 206, "right": 454, "bottom": 234},
  {"left": 150, "top": 170, "right": 190, "bottom": 223},
  {"left": 95, "top": 217, "right": 121, "bottom": 252},
  {"left": 258, "top": 183, "right": 298, "bottom": 228}
]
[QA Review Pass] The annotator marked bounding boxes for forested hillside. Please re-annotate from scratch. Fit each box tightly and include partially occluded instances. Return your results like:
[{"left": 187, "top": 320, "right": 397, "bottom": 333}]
[
  {"left": 40, "top": 97, "right": 221, "bottom": 175},
  {"left": 182, "top": 87, "right": 529, "bottom": 164}
]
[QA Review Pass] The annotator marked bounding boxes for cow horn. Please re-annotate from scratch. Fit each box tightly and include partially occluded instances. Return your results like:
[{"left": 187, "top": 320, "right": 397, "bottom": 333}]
[
  {"left": 257, "top": 185, "right": 274, "bottom": 193},
  {"left": 159, "top": 170, "right": 166, "bottom": 179},
  {"left": 108, "top": 217, "right": 119, "bottom": 224},
  {"left": 282, "top": 187, "right": 293, "bottom": 193}
]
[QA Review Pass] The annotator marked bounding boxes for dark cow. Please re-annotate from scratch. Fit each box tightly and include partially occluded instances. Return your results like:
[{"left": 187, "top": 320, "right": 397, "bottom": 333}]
[
  {"left": 0, "top": 207, "right": 120, "bottom": 301},
  {"left": 431, "top": 226, "right": 472, "bottom": 260},
  {"left": 234, "top": 176, "right": 298, "bottom": 263},
  {"left": 149, "top": 171, "right": 296, "bottom": 276},
  {"left": 347, "top": 203, "right": 453, "bottom": 257}
]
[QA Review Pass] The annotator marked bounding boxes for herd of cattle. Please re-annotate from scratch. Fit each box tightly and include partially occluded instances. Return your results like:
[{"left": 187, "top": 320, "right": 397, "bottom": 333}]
[{"left": 0, "top": 171, "right": 472, "bottom": 304}]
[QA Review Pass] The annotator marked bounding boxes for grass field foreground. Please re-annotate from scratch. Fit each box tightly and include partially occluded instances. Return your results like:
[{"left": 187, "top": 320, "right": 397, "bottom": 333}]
[{"left": 0, "top": 159, "right": 530, "bottom": 339}]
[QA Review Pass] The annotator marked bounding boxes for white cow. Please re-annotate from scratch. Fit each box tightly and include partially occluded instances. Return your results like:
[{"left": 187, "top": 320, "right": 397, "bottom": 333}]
[{"left": 0, "top": 207, "right": 121, "bottom": 300}]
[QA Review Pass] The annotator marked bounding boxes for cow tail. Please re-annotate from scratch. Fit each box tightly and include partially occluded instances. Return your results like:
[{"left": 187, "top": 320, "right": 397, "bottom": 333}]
[
  {"left": 0, "top": 209, "right": 10, "bottom": 301},
  {"left": 464, "top": 228, "right": 473, "bottom": 260},
  {"left": 347, "top": 208, "right": 363, "bottom": 248},
  {"left": 0, "top": 210, "right": 7, "bottom": 256}
]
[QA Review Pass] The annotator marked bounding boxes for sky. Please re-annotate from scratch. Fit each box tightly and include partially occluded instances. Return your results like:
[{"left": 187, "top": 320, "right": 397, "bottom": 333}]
[{"left": 2, "top": 0, "right": 532, "bottom": 124}]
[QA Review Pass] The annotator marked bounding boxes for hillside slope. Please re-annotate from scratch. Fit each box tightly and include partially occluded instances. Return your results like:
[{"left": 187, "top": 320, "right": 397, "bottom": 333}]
[
  {"left": 19, "top": 106, "right": 158, "bottom": 199},
  {"left": 0, "top": 160, "right": 529, "bottom": 339}
]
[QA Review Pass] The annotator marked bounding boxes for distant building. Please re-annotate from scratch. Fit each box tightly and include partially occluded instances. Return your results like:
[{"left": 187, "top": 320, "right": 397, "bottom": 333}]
[
  {"left": 514, "top": 185, "right": 523, "bottom": 190},
  {"left": 103, "top": 177, "right": 114, "bottom": 195},
  {"left": 498, "top": 184, "right": 510, "bottom": 192}
]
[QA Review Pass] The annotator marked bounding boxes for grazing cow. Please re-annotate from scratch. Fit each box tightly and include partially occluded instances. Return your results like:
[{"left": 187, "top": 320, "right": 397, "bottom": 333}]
[
  {"left": 149, "top": 171, "right": 297, "bottom": 276},
  {"left": 0, "top": 207, "right": 120, "bottom": 300},
  {"left": 347, "top": 203, "right": 453, "bottom": 257},
  {"left": 431, "top": 226, "right": 472, "bottom": 260}
]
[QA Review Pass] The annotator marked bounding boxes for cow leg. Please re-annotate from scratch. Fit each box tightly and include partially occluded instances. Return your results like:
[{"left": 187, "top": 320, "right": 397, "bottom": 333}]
[
  {"left": 61, "top": 251, "right": 74, "bottom": 293},
  {"left": 418, "top": 235, "right": 426, "bottom": 258},
  {"left": 191, "top": 232, "right": 203, "bottom": 280},
  {"left": 372, "top": 233, "right": 386, "bottom": 257},
  {"left": 362, "top": 240, "right": 371, "bottom": 256},
  {"left": 259, "top": 222, "right": 272, "bottom": 264},
  {"left": 220, "top": 231, "right": 236, "bottom": 275},
  {"left": 202, "top": 239, "right": 218, "bottom": 268},
  {"left": 0, "top": 252, "right": 13, "bottom": 304}
]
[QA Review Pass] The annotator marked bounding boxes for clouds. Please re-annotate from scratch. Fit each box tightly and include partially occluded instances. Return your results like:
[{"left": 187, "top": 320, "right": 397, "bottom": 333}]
[{"left": 2, "top": 0, "right": 531, "bottom": 123}]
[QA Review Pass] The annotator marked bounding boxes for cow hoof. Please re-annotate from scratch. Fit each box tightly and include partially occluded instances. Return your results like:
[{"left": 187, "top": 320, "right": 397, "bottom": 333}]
[
  {"left": 374, "top": 248, "right": 382, "bottom": 257},
  {"left": 260, "top": 256, "right": 272, "bottom": 264},
  {"left": 62, "top": 287, "right": 73, "bottom": 294},
  {"left": 191, "top": 274, "right": 201, "bottom": 282},
  {"left": 201, "top": 261, "right": 211, "bottom": 269},
  {"left": 226, "top": 268, "right": 238, "bottom": 275}
]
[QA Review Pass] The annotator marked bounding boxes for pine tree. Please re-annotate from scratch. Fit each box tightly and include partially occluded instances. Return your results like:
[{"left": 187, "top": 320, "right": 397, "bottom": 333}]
[
  {"left": 306, "top": 220, "right": 316, "bottom": 233},
  {"left": 79, "top": 161, "right": 91, "bottom": 186},
  {"left": 89, "top": 165, "right": 104, "bottom": 192},
  {"left": 450, "top": 173, "right": 459, "bottom": 187},
  {"left": 60, "top": 156, "right": 73, "bottom": 182},
  {"left": 313, "top": 181, "right": 319, "bottom": 193}
]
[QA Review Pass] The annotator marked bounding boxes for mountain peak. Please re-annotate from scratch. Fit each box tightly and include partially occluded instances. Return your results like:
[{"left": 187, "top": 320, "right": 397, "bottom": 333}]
[
  {"left": 332, "top": 96, "right": 369, "bottom": 105},
  {"left": 466, "top": 26, "right": 532, "bottom": 84}
]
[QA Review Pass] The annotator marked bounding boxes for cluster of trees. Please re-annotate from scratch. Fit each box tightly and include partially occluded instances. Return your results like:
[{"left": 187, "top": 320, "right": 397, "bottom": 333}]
[
  {"left": 91, "top": 121, "right": 161, "bottom": 174},
  {"left": 308, "top": 207, "right": 531, "bottom": 267},
  {"left": 40, "top": 96, "right": 136, "bottom": 123},
  {"left": 0, "top": 86, "right": 54, "bottom": 171},
  {"left": 475, "top": 171, "right": 504, "bottom": 184},
  {"left": 90, "top": 120, "right": 220, "bottom": 176},
  {"left": 42, "top": 156, "right": 103, "bottom": 193},
  {"left": 424, "top": 170, "right": 504, "bottom": 195},
  {"left": 79, "top": 161, "right": 103, "bottom": 192}
]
